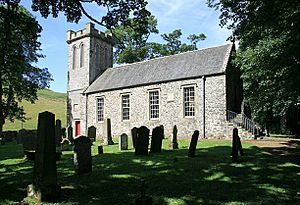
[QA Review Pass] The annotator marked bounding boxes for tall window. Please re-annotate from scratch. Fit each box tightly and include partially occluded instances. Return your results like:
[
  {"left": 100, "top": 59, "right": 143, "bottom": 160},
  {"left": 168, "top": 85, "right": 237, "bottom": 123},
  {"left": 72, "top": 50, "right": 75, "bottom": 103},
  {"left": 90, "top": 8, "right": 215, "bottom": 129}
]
[
  {"left": 97, "top": 97, "right": 104, "bottom": 122},
  {"left": 72, "top": 46, "right": 76, "bottom": 69},
  {"left": 122, "top": 95, "right": 130, "bottom": 120},
  {"left": 184, "top": 87, "right": 195, "bottom": 117},
  {"left": 96, "top": 44, "right": 101, "bottom": 68},
  {"left": 149, "top": 91, "right": 159, "bottom": 119},
  {"left": 105, "top": 47, "right": 109, "bottom": 68},
  {"left": 80, "top": 44, "right": 85, "bottom": 67}
]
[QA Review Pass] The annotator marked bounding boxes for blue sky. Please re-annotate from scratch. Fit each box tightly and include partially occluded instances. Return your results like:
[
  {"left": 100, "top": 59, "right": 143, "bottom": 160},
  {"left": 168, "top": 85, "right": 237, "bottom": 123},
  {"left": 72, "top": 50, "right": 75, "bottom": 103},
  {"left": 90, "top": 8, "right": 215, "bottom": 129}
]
[{"left": 21, "top": 0, "right": 231, "bottom": 93}]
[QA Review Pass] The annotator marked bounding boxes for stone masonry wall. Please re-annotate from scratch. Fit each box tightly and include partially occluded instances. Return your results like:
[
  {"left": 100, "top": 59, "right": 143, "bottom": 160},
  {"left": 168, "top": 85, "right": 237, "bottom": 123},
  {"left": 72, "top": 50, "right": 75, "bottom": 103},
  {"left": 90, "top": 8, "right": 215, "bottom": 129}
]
[{"left": 85, "top": 75, "right": 228, "bottom": 139}]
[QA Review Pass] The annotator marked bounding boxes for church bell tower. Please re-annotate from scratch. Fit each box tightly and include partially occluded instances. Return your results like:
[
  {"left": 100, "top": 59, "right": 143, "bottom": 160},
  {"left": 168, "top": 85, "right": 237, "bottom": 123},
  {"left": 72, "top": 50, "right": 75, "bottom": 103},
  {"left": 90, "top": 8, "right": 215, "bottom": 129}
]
[{"left": 66, "top": 22, "right": 114, "bottom": 137}]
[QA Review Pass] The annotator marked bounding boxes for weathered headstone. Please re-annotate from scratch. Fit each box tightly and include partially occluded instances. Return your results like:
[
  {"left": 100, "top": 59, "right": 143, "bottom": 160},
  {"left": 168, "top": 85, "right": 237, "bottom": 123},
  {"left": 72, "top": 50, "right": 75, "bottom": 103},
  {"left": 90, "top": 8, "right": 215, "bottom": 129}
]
[
  {"left": 169, "top": 125, "right": 179, "bottom": 149},
  {"left": 135, "top": 126, "right": 150, "bottom": 156},
  {"left": 103, "top": 118, "right": 114, "bottom": 145},
  {"left": 67, "top": 125, "right": 74, "bottom": 144},
  {"left": 150, "top": 126, "right": 164, "bottom": 153},
  {"left": 27, "top": 111, "right": 60, "bottom": 202},
  {"left": 98, "top": 146, "right": 103, "bottom": 155},
  {"left": 88, "top": 126, "right": 96, "bottom": 142},
  {"left": 134, "top": 179, "right": 153, "bottom": 205},
  {"left": 188, "top": 130, "right": 199, "bottom": 157},
  {"left": 119, "top": 133, "right": 128, "bottom": 150},
  {"left": 55, "top": 119, "right": 62, "bottom": 146},
  {"left": 74, "top": 136, "right": 92, "bottom": 174},
  {"left": 131, "top": 127, "right": 138, "bottom": 149},
  {"left": 159, "top": 125, "right": 165, "bottom": 139},
  {"left": 232, "top": 128, "right": 244, "bottom": 162},
  {"left": 22, "top": 130, "right": 37, "bottom": 157}
]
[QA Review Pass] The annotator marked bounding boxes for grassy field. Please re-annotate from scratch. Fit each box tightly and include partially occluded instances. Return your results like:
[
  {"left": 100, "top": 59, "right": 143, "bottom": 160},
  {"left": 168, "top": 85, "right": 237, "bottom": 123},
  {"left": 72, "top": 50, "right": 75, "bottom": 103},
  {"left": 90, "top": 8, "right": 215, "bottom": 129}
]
[
  {"left": 3, "top": 89, "right": 66, "bottom": 130},
  {"left": 0, "top": 138, "right": 299, "bottom": 205}
]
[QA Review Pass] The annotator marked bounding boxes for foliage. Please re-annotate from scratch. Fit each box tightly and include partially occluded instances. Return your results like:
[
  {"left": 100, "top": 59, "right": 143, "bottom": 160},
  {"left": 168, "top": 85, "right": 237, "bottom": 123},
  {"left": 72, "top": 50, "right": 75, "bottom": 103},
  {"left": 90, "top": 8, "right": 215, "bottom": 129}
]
[
  {"left": 0, "top": 2, "right": 52, "bottom": 132},
  {"left": 31, "top": 0, "right": 151, "bottom": 30},
  {"left": 0, "top": 139, "right": 299, "bottom": 204},
  {"left": 3, "top": 89, "right": 66, "bottom": 131},
  {"left": 208, "top": 0, "right": 300, "bottom": 127}
]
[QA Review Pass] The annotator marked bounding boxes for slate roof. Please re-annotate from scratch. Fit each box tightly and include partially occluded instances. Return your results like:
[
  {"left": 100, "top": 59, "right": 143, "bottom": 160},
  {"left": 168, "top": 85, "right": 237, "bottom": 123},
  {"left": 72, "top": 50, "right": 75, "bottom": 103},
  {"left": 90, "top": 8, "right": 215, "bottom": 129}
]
[{"left": 85, "top": 43, "right": 233, "bottom": 94}]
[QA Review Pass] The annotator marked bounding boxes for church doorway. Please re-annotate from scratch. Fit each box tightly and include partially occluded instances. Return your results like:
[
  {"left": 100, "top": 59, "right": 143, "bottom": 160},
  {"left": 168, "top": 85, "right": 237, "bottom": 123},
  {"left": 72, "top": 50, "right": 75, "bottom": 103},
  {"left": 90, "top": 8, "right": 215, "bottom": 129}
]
[{"left": 75, "top": 121, "right": 80, "bottom": 136}]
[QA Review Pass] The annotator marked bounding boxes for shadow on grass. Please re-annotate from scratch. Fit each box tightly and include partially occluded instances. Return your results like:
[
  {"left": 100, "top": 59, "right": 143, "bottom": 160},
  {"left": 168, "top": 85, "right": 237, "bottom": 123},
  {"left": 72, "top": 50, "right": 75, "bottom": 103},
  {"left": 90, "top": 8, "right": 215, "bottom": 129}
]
[{"left": 0, "top": 140, "right": 299, "bottom": 205}]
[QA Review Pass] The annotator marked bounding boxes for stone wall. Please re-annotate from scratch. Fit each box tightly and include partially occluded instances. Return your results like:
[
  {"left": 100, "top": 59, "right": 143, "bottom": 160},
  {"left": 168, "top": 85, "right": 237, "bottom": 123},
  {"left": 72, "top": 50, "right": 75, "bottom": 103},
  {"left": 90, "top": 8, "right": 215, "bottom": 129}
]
[{"left": 85, "top": 75, "right": 228, "bottom": 139}]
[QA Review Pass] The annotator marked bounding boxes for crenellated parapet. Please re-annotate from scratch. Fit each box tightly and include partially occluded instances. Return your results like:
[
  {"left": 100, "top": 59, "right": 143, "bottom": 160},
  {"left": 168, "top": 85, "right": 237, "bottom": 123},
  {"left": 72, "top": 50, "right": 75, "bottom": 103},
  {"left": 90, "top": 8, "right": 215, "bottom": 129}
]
[{"left": 66, "top": 22, "right": 115, "bottom": 45}]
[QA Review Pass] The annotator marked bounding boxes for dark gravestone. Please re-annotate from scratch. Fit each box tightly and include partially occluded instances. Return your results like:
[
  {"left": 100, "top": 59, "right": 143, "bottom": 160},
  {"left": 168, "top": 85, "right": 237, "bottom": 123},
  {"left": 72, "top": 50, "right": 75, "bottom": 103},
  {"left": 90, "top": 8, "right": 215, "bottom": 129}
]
[
  {"left": 188, "top": 130, "right": 200, "bottom": 157},
  {"left": 88, "top": 126, "right": 96, "bottom": 142},
  {"left": 169, "top": 125, "right": 179, "bottom": 149},
  {"left": 74, "top": 136, "right": 92, "bottom": 174},
  {"left": 22, "top": 130, "right": 37, "bottom": 155},
  {"left": 55, "top": 119, "right": 62, "bottom": 146},
  {"left": 232, "top": 128, "right": 244, "bottom": 162},
  {"left": 159, "top": 125, "right": 165, "bottom": 139},
  {"left": 135, "top": 126, "right": 150, "bottom": 156},
  {"left": 131, "top": 127, "right": 138, "bottom": 149},
  {"left": 150, "top": 126, "right": 164, "bottom": 153},
  {"left": 98, "top": 146, "right": 103, "bottom": 155},
  {"left": 27, "top": 111, "right": 60, "bottom": 202},
  {"left": 104, "top": 118, "right": 114, "bottom": 145},
  {"left": 67, "top": 125, "right": 74, "bottom": 144},
  {"left": 119, "top": 133, "right": 128, "bottom": 150}
]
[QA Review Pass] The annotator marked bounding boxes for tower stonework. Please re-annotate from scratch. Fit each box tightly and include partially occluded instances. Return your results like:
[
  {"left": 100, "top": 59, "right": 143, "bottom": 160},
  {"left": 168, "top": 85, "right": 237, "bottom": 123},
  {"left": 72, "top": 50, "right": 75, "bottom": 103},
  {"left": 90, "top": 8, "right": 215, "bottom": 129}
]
[{"left": 66, "top": 22, "right": 114, "bottom": 138}]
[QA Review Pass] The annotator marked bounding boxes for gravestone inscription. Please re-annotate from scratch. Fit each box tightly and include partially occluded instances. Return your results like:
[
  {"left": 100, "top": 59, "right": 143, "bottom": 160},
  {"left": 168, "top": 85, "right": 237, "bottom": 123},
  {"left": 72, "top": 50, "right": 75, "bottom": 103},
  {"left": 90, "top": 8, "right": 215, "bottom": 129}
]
[{"left": 119, "top": 133, "right": 128, "bottom": 150}]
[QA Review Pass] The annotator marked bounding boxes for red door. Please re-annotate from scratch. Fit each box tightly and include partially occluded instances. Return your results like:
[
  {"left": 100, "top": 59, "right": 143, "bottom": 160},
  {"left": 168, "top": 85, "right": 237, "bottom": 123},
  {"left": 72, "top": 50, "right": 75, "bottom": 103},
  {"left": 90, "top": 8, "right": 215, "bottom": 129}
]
[{"left": 75, "top": 121, "right": 80, "bottom": 136}]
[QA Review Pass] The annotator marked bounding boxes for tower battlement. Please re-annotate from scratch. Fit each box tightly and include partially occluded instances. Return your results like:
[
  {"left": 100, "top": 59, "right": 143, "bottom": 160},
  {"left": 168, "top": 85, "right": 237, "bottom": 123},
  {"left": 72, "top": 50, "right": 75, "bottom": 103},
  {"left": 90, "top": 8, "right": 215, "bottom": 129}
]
[{"left": 66, "top": 22, "right": 114, "bottom": 45}]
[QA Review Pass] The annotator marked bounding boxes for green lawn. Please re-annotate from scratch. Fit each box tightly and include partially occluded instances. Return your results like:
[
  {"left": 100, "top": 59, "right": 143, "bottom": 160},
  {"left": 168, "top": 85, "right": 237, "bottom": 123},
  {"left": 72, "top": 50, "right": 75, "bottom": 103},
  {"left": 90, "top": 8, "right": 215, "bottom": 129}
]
[
  {"left": 0, "top": 138, "right": 299, "bottom": 205},
  {"left": 3, "top": 89, "right": 66, "bottom": 130}
]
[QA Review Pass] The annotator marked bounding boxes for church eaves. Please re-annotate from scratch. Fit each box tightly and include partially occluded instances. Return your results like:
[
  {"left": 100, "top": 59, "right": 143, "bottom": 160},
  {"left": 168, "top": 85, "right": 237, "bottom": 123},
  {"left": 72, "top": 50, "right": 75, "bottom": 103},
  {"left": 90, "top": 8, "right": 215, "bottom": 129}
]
[{"left": 84, "top": 43, "right": 234, "bottom": 94}]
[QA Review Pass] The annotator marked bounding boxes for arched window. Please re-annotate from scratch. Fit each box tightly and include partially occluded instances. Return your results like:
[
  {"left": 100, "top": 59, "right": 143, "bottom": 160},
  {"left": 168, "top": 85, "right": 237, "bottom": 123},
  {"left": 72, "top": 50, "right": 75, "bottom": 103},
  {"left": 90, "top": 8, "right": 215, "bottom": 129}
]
[
  {"left": 96, "top": 44, "right": 101, "bottom": 68},
  {"left": 105, "top": 47, "right": 109, "bottom": 68},
  {"left": 72, "top": 46, "right": 76, "bottom": 69},
  {"left": 80, "top": 43, "right": 85, "bottom": 67}
]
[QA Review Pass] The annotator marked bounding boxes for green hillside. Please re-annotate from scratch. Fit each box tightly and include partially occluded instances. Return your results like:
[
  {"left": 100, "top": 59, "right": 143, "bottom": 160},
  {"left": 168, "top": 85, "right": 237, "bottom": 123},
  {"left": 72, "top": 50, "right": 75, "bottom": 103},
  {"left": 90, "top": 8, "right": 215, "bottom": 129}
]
[{"left": 3, "top": 89, "right": 67, "bottom": 131}]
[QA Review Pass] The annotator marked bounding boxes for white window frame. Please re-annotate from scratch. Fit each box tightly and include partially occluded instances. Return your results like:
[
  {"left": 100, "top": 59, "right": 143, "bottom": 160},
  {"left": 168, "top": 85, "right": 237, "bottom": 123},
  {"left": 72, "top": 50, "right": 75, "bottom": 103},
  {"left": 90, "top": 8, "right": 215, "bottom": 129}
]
[
  {"left": 121, "top": 94, "right": 130, "bottom": 121},
  {"left": 149, "top": 90, "right": 160, "bottom": 120},
  {"left": 183, "top": 86, "right": 195, "bottom": 117},
  {"left": 96, "top": 97, "right": 104, "bottom": 122}
]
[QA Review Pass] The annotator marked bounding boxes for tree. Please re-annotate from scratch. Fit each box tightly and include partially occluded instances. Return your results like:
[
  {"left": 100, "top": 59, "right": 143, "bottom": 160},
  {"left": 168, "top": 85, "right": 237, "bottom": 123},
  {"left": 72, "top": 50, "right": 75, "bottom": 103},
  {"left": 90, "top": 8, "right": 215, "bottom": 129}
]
[
  {"left": 208, "top": 0, "right": 300, "bottom": 129},
  {"left": 111, "top": 15, "right": 159, "bottom": 64},
  {"left": 31, "top": 0, "right": 151, "bottom": 30},
  {"left": 0, "top": 2, "right": 52, "bottom": 133},
  {"left": 187, "top": 33, "right": 207, "bottom": 49}
]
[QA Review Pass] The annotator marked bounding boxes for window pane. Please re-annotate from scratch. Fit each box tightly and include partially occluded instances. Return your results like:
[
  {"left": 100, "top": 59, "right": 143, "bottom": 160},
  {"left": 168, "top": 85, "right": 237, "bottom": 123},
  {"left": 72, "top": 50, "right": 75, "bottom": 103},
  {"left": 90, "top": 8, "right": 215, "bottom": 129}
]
[
  {"left": 184, "top": 87, "right": 195, "bottom": 117},
  {"left": 97, "top": 98, "right": 104, "bottom": 122},
  {"left": 149, "top": 91, "right": 159, "bottom": 119},
  {"left": 122, "top": 95, "right": 130, "bottom": 120}
]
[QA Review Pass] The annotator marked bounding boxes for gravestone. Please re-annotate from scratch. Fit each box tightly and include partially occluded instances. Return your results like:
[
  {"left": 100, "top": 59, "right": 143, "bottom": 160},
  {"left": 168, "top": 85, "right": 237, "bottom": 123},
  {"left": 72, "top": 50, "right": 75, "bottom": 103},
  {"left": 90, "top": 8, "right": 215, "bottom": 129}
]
[
  {"left": 159, "top": 125, "right": 165, "bottom": 139},
  {"left": 188, "top": 130, "right": 199, "bottom": 157},
  {"left": 55, "top": 119, "right": 62, "bottom": 146},
  {"left": 67, "top": 125, "right": 74, "bottom": 144},
  {"left": 135, "top": 126, "right": 150, "bottom": 156},
  {"left": 150, "top": 126, "right": 164, "bottom": 153},
  {"left": 22, "top": 130, "right": 37, "bottom": 154},
  {"left": 103, "top": 118, "right": 114, "bottom": 145},
  {"left": 88, "top": 126, "right": 96, "bottom": 142},
  {"left": 169, "top": 125, "right": 179, "bottom": 149},
  {"left": 27, "top": 111, "right": 60, "bottom": 202},
  {"left": 98, "top": 146, "right": 103, "bottom": 155},
  {"left": 74, "top": 136, "right": 92, "bottom": 174},
  {"left": 232, "top": 128, "right": 244, "bottom": 162},
  {"left": 119, "top": 133, "right": 128, "bottom": 150},
  {"left": 131, "top": 127, "right": 138, "bottom": 149}
]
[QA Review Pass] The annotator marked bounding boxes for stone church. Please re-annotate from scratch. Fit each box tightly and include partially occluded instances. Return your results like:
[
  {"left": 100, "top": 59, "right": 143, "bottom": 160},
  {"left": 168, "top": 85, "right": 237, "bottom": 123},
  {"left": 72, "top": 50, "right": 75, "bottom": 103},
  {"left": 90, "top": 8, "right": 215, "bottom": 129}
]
[{"left": 66, "top": 23, "right": 243, "bottom": 140}]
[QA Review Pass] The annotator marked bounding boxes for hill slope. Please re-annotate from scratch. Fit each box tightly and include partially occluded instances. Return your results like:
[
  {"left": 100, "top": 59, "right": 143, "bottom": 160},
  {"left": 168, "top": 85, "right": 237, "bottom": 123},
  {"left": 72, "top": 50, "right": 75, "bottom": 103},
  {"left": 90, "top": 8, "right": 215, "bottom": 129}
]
[{"left": 3, "top": 89, "right": 67, "bottom": 131}]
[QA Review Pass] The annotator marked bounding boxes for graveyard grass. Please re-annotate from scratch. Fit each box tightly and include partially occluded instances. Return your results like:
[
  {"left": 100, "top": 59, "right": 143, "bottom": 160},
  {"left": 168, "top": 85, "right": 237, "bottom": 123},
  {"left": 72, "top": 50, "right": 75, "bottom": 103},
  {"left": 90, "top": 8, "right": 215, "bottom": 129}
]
[{"left": 0, "top": 138, "right": 299, "bottom": 205}]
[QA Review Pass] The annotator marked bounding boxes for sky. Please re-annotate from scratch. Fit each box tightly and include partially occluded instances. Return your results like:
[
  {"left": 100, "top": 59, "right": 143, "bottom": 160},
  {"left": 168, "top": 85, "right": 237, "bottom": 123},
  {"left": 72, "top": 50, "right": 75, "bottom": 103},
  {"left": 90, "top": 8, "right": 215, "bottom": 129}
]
[{"left": 21, "top": 0, "right": 232, "bottom": 93}]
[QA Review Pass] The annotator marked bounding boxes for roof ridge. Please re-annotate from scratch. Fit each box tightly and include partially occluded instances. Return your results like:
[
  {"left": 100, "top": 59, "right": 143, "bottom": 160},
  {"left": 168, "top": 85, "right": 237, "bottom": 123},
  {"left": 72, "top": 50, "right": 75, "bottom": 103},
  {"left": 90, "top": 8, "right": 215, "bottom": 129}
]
[{"left": 112, "top": 43, "right": 232, "bottom": 70}]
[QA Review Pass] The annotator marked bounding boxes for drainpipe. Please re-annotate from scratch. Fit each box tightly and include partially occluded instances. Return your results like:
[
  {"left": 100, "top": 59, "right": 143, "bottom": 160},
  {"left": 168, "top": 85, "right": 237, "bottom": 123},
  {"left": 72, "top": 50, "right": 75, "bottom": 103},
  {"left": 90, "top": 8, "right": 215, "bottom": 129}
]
[
  {"left": 85, "top": 93, "right": 88, "bottom": 136},
  {"left": 203, "top": 76, "right": 206, "bottom": 139}
]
